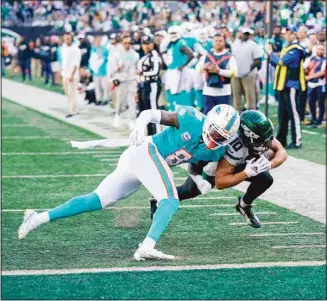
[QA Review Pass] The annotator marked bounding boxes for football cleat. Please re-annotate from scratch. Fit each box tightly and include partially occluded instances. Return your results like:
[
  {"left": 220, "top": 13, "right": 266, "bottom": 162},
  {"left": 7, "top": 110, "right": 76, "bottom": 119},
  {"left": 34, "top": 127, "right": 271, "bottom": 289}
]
[
  {"left": 149, "top": 197, "right": 158, "bottom": 220},
  {"left": 18, "top": 210, "right": 41, "bottom": 239},
  {"left": 235, "top": 197, "right": 261, "bottom": 228},
  {"left": 134, "top": 244, "right": 175, "bottom": 261}
]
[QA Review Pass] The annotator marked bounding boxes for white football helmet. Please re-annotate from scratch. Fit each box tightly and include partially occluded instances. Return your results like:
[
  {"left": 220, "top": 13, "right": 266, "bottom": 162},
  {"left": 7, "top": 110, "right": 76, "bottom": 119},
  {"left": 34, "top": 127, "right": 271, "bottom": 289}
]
[
  {"left": 203, "top": 105, "right": 240, "bottom": 149},
  {"left": 181, "top": 22, "right": 193, "bottom": 37},
  {"left": 197, "top": 28, "right": 208, "bottom": 43},
  {"left": 168, "top": 25, "right": 181, "bottom": 42}
]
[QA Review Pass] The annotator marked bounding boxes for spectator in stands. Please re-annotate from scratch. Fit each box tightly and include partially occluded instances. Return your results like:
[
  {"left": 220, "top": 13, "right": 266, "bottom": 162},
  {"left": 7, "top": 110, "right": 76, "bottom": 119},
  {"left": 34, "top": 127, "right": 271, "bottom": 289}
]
[
  {"left": 196, "top": 33, "right": 237, "bottom": 114},
  {"left": 231, "top": 28, "right": 262, "bottom": 112},
  {"left": 61, "top": 33, "right": 82, "bottom": 118},
  {"left": 89, "top": 36, "right": 109, "bottom": 106},
  {"left": 110, "top": 35, "right": 139, "bottom": 129},
  {"left": 17, "top": 36, "right": 32, "bottom": 82},
  {"left": 304, "top": 43, "right": 326, "bottom": 127}
]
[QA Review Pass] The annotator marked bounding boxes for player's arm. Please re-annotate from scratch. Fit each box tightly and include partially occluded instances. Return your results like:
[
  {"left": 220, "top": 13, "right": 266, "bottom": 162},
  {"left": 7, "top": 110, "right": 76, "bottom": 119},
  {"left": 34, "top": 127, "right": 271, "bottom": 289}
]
[
  {"left": 179, "top": 46, "right": 194, "bottom": 70},
  {"left": 267, "top": 138, "right": 288, "bottom": 169},
  {"left": 135, "top": 110, "right": 179, "bottom": 128},
  {"left": 215, "top": 158, "right": 248, "bottom": 189}
]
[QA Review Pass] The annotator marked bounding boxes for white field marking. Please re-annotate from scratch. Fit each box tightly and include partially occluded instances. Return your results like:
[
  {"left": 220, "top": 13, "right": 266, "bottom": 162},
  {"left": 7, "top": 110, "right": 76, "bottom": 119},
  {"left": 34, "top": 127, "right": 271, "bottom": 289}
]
[
  {"left": 302, "top": 130, "right": 318, "bottom": 135},
  {"left": 272, "top": 245, "right": 326, "bottom": 249},
  {"left": 210, "top": 212, "right": 276, "bottom": 216},
  {"left": 2, "top": 174, "right": 107, "bottom": 179},
  {"left": 230, "top": 221, "right": 299, "bottom": 226},
  {"left": 93, "top": 154, "right": 124, "bottom": 157},
  {"left": 1, "top": 204, "right": 236, "bottom": 212},
  {"left": 1, "top": 136, "right": 86, "bottom": 139},
  {"left": 195, "top": 196, "right": 235, "bottom": 200},
  {"left": 2, "top": 151, "right": 119, "bottom": 156},
  {"left": 2, "top": 124, "right": 31, "bottom": 127},
  {"left": 2, "top": 261, "right": 325, "bottom": 276},
  {"left": 249, "top": 232, "right": 325, "bottom": 237}
]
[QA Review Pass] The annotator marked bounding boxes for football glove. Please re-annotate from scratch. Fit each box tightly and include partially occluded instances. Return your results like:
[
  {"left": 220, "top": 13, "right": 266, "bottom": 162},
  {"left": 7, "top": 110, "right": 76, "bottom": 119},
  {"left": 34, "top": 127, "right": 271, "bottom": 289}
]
[
  {"left": 129, "top": 126, "right": 146, "bottom": 146},
  {"left": 244, "top": 158, "right": 260, "bottom": 178},
  {"left": 256, "top": 154, "right": 272, "bottom": 174}
]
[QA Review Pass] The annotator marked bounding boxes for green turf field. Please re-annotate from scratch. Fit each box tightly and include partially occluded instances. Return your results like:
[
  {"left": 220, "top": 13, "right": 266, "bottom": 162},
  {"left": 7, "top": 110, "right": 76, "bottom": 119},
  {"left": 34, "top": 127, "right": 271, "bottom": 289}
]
[{"left": 1, "top": 98, "right": 326, "bottom": 300}]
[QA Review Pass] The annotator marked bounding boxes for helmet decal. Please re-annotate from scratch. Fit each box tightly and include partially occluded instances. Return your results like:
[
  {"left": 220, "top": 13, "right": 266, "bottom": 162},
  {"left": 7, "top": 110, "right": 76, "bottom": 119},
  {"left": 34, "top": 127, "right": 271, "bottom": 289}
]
[{"left": 240, "top": 123, "right": 260, "bottom": 143}]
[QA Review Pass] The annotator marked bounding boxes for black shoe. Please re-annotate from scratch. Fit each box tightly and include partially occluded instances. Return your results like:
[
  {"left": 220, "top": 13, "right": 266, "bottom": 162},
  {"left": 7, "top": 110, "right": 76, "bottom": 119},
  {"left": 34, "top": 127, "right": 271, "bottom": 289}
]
[
  {"left": 305, "top": 121, "right": 317, "bottom": 128},
  {"left": 65, "top": 114, "right": 73, "bottom": 118},
  {"left": 149, "top": 197, "right": 158, "bottom": 220},
  {"left": 235, "top": 197, "right": 261, "bottom": 228},
  {"left": 101, "top": 100, "right": 108, "bottom": 106},
  {"left": 286, "top": 142, "right": 302, "bottom": 149}
]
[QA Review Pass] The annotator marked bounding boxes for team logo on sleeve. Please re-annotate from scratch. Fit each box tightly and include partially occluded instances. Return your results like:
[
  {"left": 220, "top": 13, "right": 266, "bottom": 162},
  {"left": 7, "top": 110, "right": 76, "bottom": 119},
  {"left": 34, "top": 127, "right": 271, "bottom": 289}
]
[{"left": 181, "top": 132, "right": 191, "bottom": 142}]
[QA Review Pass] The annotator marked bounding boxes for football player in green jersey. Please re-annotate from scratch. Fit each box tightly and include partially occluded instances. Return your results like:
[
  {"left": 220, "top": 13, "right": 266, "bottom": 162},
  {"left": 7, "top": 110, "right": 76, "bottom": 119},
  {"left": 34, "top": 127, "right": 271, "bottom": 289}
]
[{"left": 150, "top": 110, "right": 288, "bottom": 228}]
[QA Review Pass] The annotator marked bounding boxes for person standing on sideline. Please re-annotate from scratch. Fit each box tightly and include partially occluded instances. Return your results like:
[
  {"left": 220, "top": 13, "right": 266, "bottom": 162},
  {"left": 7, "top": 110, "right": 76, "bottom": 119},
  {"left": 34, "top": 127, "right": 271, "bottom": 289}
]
[
  {"left": 136, "top": 35, "right": 163, "bottom": 135},
  {"left": 17, "top": 36, "right": 32, "bottom": 82},
  {"left": 266, "top": 26, "right": 307, "bottom": 149},
  {"left": 110, "top": 35, "right": 139, "bottom": 129},
  {"left": 40, "top": 36, "right": 54, "bottom": 86},
  {"left": 196, "top": 33, "right": 237, "bottom": 115},
  {"left": 304, "top": 43, "right": 326, "bottom": 127},
  {"left": 89, "top": 36, "right": 109, "bottom": 106},
  {"left": 231, "top": 28, "right": 262, "bottom": 112},
  {"left": 61, "top": 33, "right": 81, "bottom": 118}
]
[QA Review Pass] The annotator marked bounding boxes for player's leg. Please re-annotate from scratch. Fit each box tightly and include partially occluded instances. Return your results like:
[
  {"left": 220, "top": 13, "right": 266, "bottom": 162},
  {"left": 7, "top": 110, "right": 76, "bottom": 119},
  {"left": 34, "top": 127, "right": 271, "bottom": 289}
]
[
  {"left": 317, "top": 86, "right": 325, "bottom": 125},
  {"left": 18, "top": 148, "right": 141, "bottom": 239},
  {"left": 234, "top": 164, "right": 274, "bottom": 228},
  {"left": 131, "top": 142, "right": 179, "bottom": 260}
]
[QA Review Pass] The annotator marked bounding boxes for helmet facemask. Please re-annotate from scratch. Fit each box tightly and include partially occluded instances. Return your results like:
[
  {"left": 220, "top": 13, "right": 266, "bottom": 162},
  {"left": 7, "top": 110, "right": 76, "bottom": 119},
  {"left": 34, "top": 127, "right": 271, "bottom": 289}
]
[{"left": 203, "top": 121, "right": 234, "bottom": 150}]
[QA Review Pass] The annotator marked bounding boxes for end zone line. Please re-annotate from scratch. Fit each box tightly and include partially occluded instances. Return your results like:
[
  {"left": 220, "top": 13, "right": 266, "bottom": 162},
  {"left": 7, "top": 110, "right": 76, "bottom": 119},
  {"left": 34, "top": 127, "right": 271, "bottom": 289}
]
[
  {"left": 272, "top": 245, "right": 326, "bottom": 249},
  {"left": 2, "top": 261, "right": 325, "bottom": 276},
  {"left": 249, "top": 232, "right": 324, "bottom": 237}
]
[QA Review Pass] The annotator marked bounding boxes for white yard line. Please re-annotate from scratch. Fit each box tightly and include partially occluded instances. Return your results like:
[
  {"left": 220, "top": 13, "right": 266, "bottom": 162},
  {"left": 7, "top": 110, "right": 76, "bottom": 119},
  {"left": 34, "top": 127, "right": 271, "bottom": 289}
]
[
  {"left": 1, "top": 204, "right": 236, "bottom": 212},
  {"left": 272, "top": 245, "right": 326, "bottom": 249},
  {"left": 210, "top": 212, "right": 276, "bottom": 216},
  {"left": 2, "top": 136, "right": 89, "bottom": 140},
  {"left": 2, "top": 261, "right": 325, "bottom": 276},
  {"left": 230, "top": 221, "right": 299, "bottom": 226},
  {"left": 2, "top": 151, "right": 119, "bottom": 156},
  {"left": 249, "top": 232, "right": 324, "bottom": 237},
  {"left": 2, "top": 174, "right": 107, "bottom": 179}
]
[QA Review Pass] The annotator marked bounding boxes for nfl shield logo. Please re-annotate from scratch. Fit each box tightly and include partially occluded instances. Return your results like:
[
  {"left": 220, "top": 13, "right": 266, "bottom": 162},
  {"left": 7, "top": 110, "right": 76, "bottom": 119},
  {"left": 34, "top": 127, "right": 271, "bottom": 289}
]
[{"left": 181, "top": 132, "right": 191, "bottom": 142}]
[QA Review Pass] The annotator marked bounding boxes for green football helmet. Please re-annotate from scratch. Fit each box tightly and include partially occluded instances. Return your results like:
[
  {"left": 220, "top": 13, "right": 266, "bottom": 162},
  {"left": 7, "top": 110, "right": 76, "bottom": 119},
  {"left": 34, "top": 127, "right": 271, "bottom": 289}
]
[{"left": 239, "top": 110, "right": 274, "bottom": 155}]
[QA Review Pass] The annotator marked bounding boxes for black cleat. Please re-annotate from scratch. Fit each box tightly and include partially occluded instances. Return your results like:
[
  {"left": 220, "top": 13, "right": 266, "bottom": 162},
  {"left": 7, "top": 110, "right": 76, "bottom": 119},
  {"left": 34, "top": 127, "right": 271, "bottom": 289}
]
[
  {"left": 235, "top": 197, "right": 261, "bottom": 228},
  {"left": 286, "top": 142, "right": 302, "bottom": 149},
  {"left": 149, "top": 197, "right": 158, "bottom": 220}
]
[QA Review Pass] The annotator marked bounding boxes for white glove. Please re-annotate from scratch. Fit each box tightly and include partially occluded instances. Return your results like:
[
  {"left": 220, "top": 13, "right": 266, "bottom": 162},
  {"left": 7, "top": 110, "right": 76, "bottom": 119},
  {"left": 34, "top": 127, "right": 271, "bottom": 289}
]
[
  {"left": 129, "top": 127, "right": 146, "bottom": 147},
  {"left": 244, "top": 158, "right": 260, "bottom": 178},
  {"left": 190, "top": 174, "right": 212, "bottom": 195},
  {"left": 256, "top": 154, "right": 272, "bottom": 173}
]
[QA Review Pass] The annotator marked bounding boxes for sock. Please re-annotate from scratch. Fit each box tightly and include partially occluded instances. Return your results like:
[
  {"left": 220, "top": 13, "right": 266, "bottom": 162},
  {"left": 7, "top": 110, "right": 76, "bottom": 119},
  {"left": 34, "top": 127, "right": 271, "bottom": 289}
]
[
  {"left": 142, "top": 237, "right": 156, "bottom": 249},
  {"left": 146, "top": 198, "right": 179, "bottom": 242},
  {"left": 240, "top": 197, "right": 249, "bottom": 208},
  {"left": 38, "top": 211, "right": 50, "bottom": 224},
  {"left": 48, "top": 192, "right": 102, "bottom": 221}
]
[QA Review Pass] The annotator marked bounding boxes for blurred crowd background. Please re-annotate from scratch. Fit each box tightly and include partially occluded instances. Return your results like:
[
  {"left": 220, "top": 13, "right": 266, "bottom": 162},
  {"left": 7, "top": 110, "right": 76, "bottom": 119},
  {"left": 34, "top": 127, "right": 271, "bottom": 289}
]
[{"left": 1, "top": 1, "right": 326, "bottom": 141}]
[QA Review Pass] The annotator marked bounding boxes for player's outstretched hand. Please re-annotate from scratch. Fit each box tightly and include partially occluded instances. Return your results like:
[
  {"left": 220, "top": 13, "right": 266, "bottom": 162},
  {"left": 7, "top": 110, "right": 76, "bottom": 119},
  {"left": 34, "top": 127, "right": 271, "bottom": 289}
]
[{"left": 129, "top": 127, "right": 146, "bottom": 146}]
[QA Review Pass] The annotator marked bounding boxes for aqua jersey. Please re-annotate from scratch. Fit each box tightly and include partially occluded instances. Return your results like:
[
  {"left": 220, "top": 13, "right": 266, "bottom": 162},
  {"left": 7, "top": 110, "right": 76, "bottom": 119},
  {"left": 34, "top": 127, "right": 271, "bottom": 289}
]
[
  {"left": 152, "top": 106, "right": 226, "bottom": 166},
  {"left": 183, "top": 37, "right": 197, "bottom": 50},
  {"left": 166, "top": 39, "right": 188, "bottom": 70},
  {"left": 200, "top": 40, "right": 213, "bottom": 52}
]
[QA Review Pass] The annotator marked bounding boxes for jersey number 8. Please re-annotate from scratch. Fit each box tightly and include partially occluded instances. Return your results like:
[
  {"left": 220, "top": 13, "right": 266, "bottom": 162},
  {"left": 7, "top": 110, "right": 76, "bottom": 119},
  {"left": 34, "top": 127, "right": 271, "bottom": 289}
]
[{"left": 166, "top": 149, "right": 193, "bottom": 166}]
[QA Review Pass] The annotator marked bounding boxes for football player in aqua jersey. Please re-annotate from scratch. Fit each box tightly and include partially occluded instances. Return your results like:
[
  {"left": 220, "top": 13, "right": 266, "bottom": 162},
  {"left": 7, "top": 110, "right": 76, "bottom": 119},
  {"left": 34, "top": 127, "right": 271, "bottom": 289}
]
[
  {"left": 150, "top": 110, "right": 288, "bottom": 228},
  {"left": 18, "top": 104, "right": 240, "bottom": 261}
]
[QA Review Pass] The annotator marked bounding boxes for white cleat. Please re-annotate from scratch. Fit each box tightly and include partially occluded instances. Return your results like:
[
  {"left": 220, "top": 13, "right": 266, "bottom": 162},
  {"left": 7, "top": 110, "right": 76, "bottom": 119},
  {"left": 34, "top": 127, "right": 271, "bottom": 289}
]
[
  {"left": 134, "top": 244, "right": 175, "bottom": 261},
  {"left": 113, "top": 114, "right": 121, "bottom": 128},
  {"left": 18, "top": 210, "right": 40, "bottom": 240}
]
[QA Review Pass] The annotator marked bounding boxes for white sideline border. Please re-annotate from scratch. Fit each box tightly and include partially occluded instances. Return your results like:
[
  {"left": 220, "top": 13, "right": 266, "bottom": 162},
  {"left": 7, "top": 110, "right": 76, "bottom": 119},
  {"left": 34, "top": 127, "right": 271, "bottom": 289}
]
[{"left": 2, "top": 261, "right": 325, "bottom": 276}]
